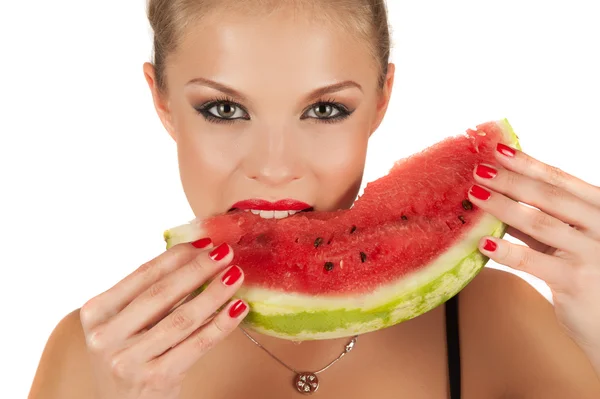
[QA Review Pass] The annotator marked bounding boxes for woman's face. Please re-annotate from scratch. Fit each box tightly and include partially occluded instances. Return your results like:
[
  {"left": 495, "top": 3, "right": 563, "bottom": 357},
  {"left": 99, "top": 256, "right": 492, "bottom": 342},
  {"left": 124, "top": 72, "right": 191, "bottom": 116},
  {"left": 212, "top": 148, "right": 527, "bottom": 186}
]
[{"left": 144, "top": 6, "right": 394, "bottom": 220}]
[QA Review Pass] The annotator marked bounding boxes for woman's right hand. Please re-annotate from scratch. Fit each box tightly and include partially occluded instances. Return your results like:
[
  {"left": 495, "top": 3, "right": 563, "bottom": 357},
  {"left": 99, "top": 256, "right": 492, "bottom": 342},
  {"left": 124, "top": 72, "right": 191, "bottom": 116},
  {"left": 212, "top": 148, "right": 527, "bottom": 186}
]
[{"left": 79, "top": 239, "right": 248, "bottom": 399}]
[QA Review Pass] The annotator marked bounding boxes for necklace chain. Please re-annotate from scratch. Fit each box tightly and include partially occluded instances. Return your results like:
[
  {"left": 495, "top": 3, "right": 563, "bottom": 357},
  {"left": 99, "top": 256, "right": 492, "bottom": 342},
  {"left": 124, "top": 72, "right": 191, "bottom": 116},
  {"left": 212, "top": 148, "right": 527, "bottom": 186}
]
[{"left": 239, "top": 327, "right": 358, "bottom": 375}]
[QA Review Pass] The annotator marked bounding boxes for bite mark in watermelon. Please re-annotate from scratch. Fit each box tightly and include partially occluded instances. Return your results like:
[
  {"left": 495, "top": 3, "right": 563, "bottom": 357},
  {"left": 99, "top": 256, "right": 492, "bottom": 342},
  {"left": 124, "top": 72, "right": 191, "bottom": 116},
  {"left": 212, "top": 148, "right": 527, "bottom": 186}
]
[{"left": 164, "top": 119, "right": 521, "bottom": 340}]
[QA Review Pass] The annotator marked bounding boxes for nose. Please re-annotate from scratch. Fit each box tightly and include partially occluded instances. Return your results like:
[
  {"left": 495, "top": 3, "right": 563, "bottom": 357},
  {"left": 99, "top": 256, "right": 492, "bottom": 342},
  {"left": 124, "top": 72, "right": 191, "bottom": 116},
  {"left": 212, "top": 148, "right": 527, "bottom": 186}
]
[{"left": 242, "top": 125, "right": 302, "bottom": 186}]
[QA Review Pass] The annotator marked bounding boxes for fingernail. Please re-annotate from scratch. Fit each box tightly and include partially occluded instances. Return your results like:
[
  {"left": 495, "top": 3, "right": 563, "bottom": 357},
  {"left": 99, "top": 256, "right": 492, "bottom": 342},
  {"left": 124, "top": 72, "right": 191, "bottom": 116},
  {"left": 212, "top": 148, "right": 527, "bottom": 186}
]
[
  {"left": 229, "top": 300, "right": 247, "bottom": 318},
  {"left": 222, "top": 265, "right": 242, "bottom": 286},
  {"left": 483, "top": 239, "right": 497, "bottom": 252},
  {"left": 469, "top": 185, "right": 491, "bottom": 200},
  {"left": 209, "top": 243, "right": 230, "bottom": 261},
  {"left": 475, "top": 164, "right": 498, "bottom": 179},
  {"left": 497, "top": 143, "right": 516, "bottom": 158},
  {"left": 191, "top": 237, "right": 212, "bottom": 249}
]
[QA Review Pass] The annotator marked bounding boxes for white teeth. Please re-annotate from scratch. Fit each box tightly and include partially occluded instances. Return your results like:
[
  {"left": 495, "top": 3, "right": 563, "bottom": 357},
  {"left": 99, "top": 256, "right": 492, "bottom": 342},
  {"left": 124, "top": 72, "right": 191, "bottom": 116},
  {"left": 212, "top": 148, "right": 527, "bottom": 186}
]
[
  {"left": 273, "top": 211, "right": 289, "bottom": 219},
  {"left": 259, "top": 210, "right": 275, "bottom": 219},
  {"left": 248, "top": 209, "right": 302, "bottom": 219}
]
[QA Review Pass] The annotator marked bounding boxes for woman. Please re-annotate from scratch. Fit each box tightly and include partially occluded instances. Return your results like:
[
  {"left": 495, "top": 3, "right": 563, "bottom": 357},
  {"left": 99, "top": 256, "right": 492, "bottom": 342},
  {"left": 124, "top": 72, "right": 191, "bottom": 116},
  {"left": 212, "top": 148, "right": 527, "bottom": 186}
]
[{"left": 28, "top": 0, "right": 600, "bottom": 398}]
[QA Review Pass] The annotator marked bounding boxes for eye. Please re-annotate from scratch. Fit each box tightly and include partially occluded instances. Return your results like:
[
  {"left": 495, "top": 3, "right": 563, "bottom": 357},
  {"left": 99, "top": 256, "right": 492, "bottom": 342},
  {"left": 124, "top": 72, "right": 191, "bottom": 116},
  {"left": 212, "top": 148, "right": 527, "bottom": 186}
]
[
  {"left": 301, "top": 101, "right": 352, "bottom": 123},
  {"left": 307, "top": 104, "right": 340, "bottom": 119},
  {"left": 205, "top": 102, "right": 248, "bottom": 119},
  {"left": 195, "top": 98, "right": 250, "bottom": 124}
]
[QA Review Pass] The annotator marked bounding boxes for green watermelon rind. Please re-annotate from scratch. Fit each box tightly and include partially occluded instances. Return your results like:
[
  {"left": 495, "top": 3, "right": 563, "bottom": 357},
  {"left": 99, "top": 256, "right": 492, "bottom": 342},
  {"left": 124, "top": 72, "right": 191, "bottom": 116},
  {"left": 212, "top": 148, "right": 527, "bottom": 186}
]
[{"left": 498, "top": 117, "right": 521, "bottom": 150}]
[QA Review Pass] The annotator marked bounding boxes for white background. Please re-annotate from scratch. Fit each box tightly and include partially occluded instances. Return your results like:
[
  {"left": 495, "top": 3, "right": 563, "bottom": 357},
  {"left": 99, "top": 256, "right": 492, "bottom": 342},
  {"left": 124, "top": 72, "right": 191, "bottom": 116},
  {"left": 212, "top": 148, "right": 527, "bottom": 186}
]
[{"left": 1, "top": 0, "right": 599, "bottom": 397}]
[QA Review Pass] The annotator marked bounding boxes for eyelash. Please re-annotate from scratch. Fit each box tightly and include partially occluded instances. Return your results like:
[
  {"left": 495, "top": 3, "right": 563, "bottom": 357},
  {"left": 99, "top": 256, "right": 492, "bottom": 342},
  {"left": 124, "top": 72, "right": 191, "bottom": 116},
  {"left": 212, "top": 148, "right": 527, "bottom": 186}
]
[{"left": 194, "top": 96, "right": 354, "bottom": 125}]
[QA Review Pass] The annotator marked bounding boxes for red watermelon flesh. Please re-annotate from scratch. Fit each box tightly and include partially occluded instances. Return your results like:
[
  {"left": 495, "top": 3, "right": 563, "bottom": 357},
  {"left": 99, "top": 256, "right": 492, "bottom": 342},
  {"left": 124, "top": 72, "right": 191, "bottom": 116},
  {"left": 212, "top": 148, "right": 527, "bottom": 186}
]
[{"left": 164, "top": 119, "right": 520, "bottom": 340}]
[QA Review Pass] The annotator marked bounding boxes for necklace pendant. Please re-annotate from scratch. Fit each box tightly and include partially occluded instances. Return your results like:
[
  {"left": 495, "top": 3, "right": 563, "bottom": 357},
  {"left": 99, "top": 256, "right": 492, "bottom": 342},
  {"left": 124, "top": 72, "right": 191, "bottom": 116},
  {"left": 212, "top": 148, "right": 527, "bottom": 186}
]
[{"left": 295, "top": 372, "right": 319, "bottom": 394}]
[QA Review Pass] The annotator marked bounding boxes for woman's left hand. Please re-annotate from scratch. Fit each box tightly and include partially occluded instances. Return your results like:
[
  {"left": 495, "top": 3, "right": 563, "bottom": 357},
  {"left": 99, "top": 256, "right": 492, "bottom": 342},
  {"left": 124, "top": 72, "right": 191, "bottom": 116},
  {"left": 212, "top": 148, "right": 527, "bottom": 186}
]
[{"left": 468, "top": 142, "right": 600, "bottom": 375}]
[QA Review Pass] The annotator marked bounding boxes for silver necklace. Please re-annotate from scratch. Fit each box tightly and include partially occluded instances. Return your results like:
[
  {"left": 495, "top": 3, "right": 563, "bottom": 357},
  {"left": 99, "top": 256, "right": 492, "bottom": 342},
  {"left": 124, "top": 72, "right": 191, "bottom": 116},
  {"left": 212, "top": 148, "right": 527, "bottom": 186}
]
[{"left": 240, "top": 328, "right": 359, "bottom": 395}]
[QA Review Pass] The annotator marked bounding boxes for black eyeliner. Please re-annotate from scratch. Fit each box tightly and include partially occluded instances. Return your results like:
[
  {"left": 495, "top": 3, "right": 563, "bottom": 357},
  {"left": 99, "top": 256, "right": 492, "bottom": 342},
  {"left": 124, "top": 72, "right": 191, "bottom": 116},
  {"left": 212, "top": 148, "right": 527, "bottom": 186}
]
[{"left": 195, "top": 96, "right": 354, "bottom": 125}]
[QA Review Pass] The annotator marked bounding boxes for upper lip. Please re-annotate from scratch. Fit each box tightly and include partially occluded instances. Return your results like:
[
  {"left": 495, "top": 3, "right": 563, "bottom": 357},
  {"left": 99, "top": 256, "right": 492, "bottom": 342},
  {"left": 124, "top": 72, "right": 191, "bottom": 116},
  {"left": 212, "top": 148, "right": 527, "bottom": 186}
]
[{"left": 230, "top": 199, "right": 312, "bottom": 211}]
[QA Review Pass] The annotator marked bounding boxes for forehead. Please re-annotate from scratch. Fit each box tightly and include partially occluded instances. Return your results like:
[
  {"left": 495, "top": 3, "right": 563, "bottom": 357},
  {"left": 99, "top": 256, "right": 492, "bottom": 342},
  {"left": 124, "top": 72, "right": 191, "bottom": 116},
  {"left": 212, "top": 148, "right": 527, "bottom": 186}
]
[{"left": 167, "top": 7, "right": 378, "bottom": 96}]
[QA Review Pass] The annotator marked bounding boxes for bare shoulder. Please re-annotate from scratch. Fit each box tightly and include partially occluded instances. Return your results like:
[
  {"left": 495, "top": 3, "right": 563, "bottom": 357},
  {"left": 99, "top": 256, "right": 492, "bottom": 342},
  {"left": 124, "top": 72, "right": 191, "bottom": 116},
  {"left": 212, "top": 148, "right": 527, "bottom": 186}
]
[
  {"left": 29, "top": 308, "right": 94, "bottom": 399},
  {"left": 460, "top": 267, "right": 600, "bottom": 398}
]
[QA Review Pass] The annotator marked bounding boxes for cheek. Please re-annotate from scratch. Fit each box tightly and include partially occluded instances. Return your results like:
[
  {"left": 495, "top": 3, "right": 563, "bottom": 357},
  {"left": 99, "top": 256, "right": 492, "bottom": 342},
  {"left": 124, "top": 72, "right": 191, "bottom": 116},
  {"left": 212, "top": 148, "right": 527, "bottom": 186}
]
[
  {"left": 173, "top": 111, "right": 241, "bottom": 218},
  {"left": 311, "top": 133, "right": 366, "bottom": 176},
  {"left": 309, "top": 120, "right": 370, "bottom": 208},
  {"left": 177, "top": 141, "right": 219, "bottom": 218}
]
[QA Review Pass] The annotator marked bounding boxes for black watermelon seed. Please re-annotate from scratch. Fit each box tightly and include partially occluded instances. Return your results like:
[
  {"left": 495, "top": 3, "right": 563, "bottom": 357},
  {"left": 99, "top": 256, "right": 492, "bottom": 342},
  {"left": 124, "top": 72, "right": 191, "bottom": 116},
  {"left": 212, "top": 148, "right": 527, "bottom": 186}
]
[
  {"left": 360, "top": 252, "right": 367, "bottom": 263},
  {"left": 350, "top": 225, "right": 357, "bottom": 234},
  {"left": 401, "top": 215, "right": 408, "bottom": 221},
  {"left": 327, "top": 236, "right": 333, "bottom": 245},
  {"left": 324, "top": 262, "right": 335, "bottom": 271},
  {"left": 458, "top": 215, "right": 466, "bottom": 224},
  {"left": 314, "top": 237, "right": 324, "bottom": 248},
  {"left": 462, "top": 199, "right": 473, "bottom": 211}
]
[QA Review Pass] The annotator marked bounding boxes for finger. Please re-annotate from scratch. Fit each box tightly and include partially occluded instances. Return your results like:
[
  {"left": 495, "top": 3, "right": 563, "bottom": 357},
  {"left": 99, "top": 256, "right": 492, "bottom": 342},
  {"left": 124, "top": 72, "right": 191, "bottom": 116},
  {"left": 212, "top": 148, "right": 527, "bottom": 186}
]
[
  {"left": 468, "top": 184, "right": 595, "bottom": 256},
  {"left": 505, "top": 226, "right": 551, "bottom": 253},
  {"left": 80, "top": 239, "right": 213, "bottom": 332},
  {"left": 473, "top": 163, "right": 600, "bottom": 239},
  {"left": 103, "top": 243, "right": 234, "bottom": 341},
  {"left": 130, "top": 262, "right": 244, "bottom": 362},
  {"left": 494, "top": 143, "right": 600, "bottom": 208},
  {"left": 152, "top": 299, "right": 249, "bottom": 377},
  {"left": 478, "top": 236, "right": 567, "bottom": 286}
]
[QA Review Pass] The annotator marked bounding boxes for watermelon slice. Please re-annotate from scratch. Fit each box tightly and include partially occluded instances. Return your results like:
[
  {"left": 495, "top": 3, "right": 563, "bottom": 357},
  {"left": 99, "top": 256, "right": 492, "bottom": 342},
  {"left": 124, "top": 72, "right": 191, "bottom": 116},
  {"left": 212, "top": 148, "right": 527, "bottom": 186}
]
[{"left": 164, "top": 119, "right": 521, "bottom": 340}]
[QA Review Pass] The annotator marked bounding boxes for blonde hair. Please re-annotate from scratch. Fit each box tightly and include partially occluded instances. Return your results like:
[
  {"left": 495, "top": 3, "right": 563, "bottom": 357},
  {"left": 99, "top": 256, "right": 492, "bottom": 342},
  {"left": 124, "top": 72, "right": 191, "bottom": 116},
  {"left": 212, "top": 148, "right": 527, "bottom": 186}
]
[{"left": 147, "top": 0, "right": 391, "bottom": 93}]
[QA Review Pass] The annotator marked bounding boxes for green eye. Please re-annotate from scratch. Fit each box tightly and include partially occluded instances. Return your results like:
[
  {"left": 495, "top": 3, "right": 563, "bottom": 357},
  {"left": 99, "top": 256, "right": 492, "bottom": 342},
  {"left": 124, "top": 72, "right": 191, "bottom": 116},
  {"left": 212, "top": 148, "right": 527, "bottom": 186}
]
[
  {"left": 207, "top": 103, "right": 247, "bottom": 119},
  {"left": 196, "top": 99, "right": 250, "bottom": 124},
  {"left": 309, "top": 104, "right": 339, "bottom": 118},
  {"left": 301, "top": 102, "right": 351, "bottom": 122}
]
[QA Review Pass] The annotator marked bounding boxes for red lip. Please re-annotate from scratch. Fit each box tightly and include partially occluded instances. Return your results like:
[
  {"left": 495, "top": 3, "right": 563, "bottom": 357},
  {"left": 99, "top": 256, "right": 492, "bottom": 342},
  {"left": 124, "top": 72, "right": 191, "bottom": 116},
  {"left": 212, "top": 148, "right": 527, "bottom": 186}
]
[{"left": 230, "top": 199, "right": 312, "bottom": 211}]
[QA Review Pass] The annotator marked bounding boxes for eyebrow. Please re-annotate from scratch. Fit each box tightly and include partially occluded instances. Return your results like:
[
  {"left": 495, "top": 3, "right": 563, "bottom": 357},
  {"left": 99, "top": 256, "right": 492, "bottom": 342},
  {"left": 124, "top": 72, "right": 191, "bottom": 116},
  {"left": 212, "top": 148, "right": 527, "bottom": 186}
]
[
  {"left": 306, "top": 80, "right": 363, "bottom": 101},
  {"left": 186, "top": 77, "right": 249, "bottom": 102},
  {"left": 185, "top": 77, "right": 363, "bottom": 103}
]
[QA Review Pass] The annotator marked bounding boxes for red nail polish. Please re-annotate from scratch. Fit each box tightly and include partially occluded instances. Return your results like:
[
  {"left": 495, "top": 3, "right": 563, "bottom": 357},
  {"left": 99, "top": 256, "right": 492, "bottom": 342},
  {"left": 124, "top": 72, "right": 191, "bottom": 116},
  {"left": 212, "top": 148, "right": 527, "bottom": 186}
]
[
  {"left": 469, "top": 185, "right": 491, "bottom": 200},
  {"left": 497, "top": 143, "right": 516, "bottom": 157},
  {"left": 191, "top": 238, "right": 212, "bottom": 249},
  {"left": 229, "top": 300, "right": 247, "bottom": 318},
  {"left": 222, "top": 266, "right": 242, "bottom": 286},
  {"left": 483, "top": 239, "right": 497, "bottom": 252},
  {"left": 209, "top": 243, "right": 230, "bottom": 261},
  {"left": 476, "top": 164, "right": 498, "bottom": 179}
]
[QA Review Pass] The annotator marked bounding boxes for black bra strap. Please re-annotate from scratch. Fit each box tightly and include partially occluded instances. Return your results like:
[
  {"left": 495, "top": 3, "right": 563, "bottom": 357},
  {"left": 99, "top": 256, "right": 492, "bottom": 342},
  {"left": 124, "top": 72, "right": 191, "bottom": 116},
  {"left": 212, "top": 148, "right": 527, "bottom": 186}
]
[{"left": 445, "top": 294, "right": 462, "bottom": 399}]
